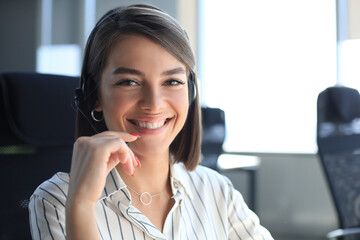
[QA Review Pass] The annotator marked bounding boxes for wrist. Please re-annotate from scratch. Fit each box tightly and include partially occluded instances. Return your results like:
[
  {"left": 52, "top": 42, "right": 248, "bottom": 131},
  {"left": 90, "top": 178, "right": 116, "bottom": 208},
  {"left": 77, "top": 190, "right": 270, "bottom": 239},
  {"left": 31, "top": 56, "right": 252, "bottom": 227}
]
[
  {"left": 66, "top": 195, "right": 97, "bottom": 214},
  {"left": 66, "top": 198, "right": 99, "bottom": 240}
]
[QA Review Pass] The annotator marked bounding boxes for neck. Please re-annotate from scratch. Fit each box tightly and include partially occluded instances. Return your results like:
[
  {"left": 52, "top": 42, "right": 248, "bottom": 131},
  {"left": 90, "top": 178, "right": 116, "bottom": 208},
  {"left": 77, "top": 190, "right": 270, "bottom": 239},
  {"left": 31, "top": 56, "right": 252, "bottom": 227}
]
[{"left": 117, "top": 150, "right": 171, "bottom": 194}]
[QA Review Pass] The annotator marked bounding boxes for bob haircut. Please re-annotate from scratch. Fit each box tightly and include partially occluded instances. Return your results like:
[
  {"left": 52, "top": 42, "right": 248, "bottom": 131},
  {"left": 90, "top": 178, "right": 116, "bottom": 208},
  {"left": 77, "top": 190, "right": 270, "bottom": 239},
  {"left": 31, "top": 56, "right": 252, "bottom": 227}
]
[{"left": 75, "top": 4, "right": 202, "bottom": 171}]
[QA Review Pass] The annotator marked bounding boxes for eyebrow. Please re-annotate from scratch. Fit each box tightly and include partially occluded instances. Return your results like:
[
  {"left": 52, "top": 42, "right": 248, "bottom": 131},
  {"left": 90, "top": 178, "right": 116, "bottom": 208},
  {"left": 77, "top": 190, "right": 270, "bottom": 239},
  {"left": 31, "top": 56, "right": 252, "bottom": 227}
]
[
  {"left": 162, "top": 67, "right": 186, "bottom": 76},
  {"left": 112, "top": 67, "right": 186, "bottom": 76},
  {"left": 112, "top": 67, "right": 143, "bottom": 76}
]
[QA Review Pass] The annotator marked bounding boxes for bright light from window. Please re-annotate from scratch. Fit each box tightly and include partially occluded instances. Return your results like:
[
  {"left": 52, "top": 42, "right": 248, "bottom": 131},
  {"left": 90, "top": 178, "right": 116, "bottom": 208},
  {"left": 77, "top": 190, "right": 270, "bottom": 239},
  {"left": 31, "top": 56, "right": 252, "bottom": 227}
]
[
  {"left": 199, "top": 0, "right": 337, "bottom": 153},
  {"left": 340, "top": 39, "right": 360, "bottom": 90},
  {"left": 36, "top": 44, "right": 81, "bottom": 76}
]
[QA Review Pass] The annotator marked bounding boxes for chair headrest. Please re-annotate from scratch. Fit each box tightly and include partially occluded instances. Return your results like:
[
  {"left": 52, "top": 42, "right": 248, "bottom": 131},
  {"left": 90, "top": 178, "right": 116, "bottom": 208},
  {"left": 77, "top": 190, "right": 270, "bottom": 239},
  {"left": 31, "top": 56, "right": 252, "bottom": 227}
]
[
  {"left": 201, "top": 107, "right": 226, "bottom": 144},
  {"left": 317, "top": 86, "right": 360, "bottom": 123},
  {"left": 0, "top": 72, "right": 80, "bottom": 146}
]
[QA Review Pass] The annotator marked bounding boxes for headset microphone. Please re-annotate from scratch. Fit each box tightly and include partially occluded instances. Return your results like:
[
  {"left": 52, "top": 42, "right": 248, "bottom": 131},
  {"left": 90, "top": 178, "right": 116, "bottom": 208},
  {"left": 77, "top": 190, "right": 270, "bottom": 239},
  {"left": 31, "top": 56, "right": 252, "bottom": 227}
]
[{"left": 73, "top": 87, "right": 100, "bottom": 133}]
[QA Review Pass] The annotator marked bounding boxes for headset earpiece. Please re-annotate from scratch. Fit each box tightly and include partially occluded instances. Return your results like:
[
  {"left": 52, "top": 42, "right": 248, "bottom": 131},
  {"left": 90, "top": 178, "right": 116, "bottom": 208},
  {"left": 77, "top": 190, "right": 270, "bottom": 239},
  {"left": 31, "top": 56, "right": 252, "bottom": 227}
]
[
  {"left": 73, "top": 77, "right": 101, "bottom": 133},
  {"left": 74, "top": 88, "right": 84, "bottom": 102},
  {"left": 74, "top": 77, "right": 86, "bottom": 109},
  {"left": 189, "top": 71, "right": 196, "bottom": 104}
]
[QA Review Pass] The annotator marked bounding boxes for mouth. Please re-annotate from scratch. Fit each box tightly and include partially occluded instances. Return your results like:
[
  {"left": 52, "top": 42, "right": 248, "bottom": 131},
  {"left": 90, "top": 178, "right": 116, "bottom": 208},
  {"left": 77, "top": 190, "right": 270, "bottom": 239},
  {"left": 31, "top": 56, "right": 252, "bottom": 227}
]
[{"left": 128, "top": 118, "right": 172, "bottom": 130}]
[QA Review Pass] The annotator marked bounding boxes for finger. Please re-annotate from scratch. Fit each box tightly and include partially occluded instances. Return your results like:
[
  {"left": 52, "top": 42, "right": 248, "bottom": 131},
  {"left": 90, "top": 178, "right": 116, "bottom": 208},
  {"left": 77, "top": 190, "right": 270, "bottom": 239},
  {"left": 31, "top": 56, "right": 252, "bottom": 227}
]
[
  {"left": 114, "top": 141, "right": 139, "bottom": 170},
  {"left": 134, "top": 155, "right": 141, "bottom": 168},
  {"left": 126, "top": 151, "right": 136, "bottom": 177},
  {"left": 120, "top": 153, "right": 134, "bottom": 176},
  {"left": 92, "top": 133, "right": 140, "bottom": 164},
  {"left": 87, "top": 136, "right": 131, "bottom": 173},
  {"left": 116, "top": 151, "right": 133, "bottom": 174},
  {"left": 132, "top": 154, "right": 139, "bottom": 169},
  {"left": 108, "top": 153, "right": 121, "bottom": 171},
  {"left": 127, "top": 149, "right": 141, "bottom": 168},
  {"left": 96, "top": 131, "right": 140, "bottom": 143},
  {"left": 94, "top": 136, "right": 129, "bottom": 160}
]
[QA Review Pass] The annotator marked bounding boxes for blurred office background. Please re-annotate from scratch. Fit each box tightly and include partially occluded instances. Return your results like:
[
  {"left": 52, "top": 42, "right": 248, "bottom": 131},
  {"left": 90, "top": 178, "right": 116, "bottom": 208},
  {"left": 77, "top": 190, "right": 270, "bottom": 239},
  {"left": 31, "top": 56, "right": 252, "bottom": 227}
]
[{"left": 1, "top": 0, "right": 360, "bottom": 239}]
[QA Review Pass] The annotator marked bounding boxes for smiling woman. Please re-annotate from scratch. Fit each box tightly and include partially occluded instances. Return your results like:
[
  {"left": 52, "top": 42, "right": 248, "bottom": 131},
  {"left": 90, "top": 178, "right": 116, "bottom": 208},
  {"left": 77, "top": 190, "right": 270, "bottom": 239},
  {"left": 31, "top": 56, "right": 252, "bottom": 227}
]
[{"left": 28, "top": 4, "right": 273, "bottom": 240}]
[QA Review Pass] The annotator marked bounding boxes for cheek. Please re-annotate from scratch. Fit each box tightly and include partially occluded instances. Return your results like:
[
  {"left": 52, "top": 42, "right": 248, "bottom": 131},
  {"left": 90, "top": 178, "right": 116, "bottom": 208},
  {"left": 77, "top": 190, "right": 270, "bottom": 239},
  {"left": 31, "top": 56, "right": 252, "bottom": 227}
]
[
  {"left": 100, "top": 92, "right": 130, "bottom": 127},
  {"left": 173, "top": 92, "right": 190, "bottom": 126}
]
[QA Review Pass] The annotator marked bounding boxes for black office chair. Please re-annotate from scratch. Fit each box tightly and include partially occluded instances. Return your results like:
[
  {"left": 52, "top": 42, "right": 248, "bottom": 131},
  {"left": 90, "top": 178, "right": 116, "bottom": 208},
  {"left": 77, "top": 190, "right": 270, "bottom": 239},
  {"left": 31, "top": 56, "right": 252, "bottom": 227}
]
[
  {"left": 200, "top": 107, "right": 226, "bottom": 170},
  {"left": 0, "top": 72, "right": 79, "bottom": 240},
  {"left": 317, "top": 86, "right": 360, "bottom": 240}
]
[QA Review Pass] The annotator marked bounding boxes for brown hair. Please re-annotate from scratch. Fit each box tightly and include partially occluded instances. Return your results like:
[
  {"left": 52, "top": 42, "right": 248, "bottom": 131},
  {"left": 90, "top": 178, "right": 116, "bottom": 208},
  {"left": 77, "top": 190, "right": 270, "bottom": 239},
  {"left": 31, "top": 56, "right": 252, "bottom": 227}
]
[{"left": 75, "top": 4, "right": 201, "bottom": 171}]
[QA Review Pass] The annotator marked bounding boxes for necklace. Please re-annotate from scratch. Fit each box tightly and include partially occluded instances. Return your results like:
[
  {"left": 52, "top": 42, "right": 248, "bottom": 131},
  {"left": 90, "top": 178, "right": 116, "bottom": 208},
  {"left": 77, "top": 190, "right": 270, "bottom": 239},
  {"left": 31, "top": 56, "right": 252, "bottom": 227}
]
[{"left": 127, "top": 182, "right": 168, "bottom": 206}]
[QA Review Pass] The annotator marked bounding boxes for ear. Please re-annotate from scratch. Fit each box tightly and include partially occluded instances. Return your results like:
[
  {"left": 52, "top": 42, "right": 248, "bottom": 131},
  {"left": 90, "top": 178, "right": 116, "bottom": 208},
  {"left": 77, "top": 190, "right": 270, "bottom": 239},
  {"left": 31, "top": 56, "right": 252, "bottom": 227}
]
[{"left": 94, "top": 100, "right": 102, "bottom": 111}]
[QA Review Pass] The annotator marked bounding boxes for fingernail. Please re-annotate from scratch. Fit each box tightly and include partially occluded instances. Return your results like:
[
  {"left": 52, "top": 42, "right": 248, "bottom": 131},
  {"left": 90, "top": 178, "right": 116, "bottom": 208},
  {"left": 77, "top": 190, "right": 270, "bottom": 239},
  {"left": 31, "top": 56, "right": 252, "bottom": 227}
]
[
  {"left": 130, "top": 133, "right": 141, "bottom": 138},
  {"left": 132, "top": 170, "right": 136, "bottom": 177},
  {"left": 135, "top": 155, "right": 141, "bottom": 168},
  {"left": 123, "top": 160, "right": 128, "bottom": 166}
]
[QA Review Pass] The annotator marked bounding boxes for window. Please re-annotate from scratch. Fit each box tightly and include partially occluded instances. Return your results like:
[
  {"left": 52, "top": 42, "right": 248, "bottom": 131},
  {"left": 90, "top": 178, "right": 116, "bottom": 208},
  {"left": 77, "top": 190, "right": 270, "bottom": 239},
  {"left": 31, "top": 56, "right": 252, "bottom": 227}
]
[
  {"left": 340, "top": 39, "right": 360, "bottom": 89},
  {"left": 199, "top": 0, "right": 337, "bottom": 153}
]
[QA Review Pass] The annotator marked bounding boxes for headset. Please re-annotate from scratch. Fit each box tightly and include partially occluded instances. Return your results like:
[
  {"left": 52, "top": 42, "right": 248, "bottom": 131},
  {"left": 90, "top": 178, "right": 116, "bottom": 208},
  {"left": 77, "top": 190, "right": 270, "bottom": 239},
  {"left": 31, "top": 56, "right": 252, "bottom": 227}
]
[
  {"left": 188, "top": 71, "right": 197, "bottom": 103},
  {"left": 73, "top": 7, "right": 197, "bottom": 133}
]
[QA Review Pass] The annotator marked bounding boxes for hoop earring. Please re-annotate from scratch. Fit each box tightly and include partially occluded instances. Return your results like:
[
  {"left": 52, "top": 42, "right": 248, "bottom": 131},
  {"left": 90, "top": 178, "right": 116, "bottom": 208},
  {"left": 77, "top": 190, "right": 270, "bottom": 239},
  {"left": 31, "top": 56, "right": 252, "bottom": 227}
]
[{"left": 91, "top": 109, "right": 103, "bottom": 122}]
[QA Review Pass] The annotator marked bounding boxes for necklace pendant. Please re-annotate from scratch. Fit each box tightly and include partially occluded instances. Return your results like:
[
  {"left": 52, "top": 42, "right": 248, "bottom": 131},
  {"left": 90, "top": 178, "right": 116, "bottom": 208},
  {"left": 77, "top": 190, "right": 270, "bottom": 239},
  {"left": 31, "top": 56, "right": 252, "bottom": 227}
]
[{"left": 140, "top": 192, "right": 152, "bottom": 205}]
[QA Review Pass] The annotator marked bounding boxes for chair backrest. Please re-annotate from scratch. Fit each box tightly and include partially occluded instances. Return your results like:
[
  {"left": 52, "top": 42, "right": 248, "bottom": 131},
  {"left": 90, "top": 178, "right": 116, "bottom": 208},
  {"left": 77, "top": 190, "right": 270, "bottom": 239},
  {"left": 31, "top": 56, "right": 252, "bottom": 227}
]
[
  {"left": 0, "top": 72, "right": 79, "bottom": 240},
  {"left": 317, "top": 86, "right": 360, "bottom": 235},
  {"left": 200, "top": 107, "right": 226, "bottom": 169}
]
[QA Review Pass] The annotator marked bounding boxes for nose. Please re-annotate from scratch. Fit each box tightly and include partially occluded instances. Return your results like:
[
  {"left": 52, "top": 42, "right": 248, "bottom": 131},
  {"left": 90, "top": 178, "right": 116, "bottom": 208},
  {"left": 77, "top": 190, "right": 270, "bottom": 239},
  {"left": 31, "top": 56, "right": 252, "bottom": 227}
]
[{"left": 139, "top": 85, "right": 166, "bottom": 112}]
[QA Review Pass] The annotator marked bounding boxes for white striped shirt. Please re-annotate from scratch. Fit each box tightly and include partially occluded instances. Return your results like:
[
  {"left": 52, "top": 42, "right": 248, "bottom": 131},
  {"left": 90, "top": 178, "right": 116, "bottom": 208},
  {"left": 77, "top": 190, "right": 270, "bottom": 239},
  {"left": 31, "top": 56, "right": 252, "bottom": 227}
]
[{"left": 29, "top": 163, "right": 273, "bottom": 240}]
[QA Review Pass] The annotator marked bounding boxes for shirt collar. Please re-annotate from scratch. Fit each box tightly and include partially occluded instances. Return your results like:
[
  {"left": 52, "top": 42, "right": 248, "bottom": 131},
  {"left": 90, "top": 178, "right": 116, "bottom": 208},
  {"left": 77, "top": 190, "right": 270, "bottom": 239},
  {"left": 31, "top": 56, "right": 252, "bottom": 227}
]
[
  {"left": 99, "top": 168, "right": 127, "bottom": 201},
  {"left": 170, "top": 162, "right": 194, "bottom": 200}
]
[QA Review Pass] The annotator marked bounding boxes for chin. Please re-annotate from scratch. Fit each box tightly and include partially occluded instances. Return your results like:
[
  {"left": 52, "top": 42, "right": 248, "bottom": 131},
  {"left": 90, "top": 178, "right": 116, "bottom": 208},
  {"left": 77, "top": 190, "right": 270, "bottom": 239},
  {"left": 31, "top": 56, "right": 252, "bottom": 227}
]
[{"left": 129, "top": 138, "right": 171, "bottom": 158}]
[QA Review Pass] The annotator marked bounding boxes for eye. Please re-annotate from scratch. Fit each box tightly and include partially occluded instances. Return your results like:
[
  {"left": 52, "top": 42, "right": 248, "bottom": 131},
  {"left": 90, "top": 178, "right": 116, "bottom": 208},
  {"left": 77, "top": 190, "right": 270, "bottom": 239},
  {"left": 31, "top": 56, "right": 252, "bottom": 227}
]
[
  {"left": 115, "top": 79, "right": 139, "bottom": 86},
  {"left": 164, "top": 79, "right": 185, "bottom": 86}
]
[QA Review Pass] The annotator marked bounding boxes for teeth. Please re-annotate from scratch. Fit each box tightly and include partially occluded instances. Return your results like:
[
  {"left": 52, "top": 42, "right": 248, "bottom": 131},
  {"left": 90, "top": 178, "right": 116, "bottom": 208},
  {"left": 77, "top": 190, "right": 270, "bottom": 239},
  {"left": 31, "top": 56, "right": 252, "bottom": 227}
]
[{"left": 136, "top": 120, "right": 166, "bottom": 129}]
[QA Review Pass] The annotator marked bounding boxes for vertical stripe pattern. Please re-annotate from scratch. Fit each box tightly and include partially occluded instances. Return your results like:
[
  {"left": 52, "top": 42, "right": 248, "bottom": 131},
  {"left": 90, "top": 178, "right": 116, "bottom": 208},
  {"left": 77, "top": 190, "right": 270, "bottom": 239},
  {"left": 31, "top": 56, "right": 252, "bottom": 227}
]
[{"left": 29, "top": 165, "right": 273, "bottom": 240}]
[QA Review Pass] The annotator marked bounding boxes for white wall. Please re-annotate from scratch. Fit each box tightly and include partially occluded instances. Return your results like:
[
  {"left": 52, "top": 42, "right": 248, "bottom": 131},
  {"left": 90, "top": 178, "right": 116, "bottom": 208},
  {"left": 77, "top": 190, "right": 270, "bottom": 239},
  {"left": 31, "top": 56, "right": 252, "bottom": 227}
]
[{"left": 348, "top": 0, "right": 360, "bottom": 39}]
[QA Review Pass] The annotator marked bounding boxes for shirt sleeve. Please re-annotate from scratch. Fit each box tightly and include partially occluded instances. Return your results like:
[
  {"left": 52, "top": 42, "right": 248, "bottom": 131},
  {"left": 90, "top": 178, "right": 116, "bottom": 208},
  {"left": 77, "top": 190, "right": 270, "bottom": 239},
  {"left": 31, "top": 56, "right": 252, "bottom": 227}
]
[
  {"left": 28, "top": 194, "right": 67, "bottom": 240},
  {"left": 226, "top": 179, "right": 274, "bottom": 240}
]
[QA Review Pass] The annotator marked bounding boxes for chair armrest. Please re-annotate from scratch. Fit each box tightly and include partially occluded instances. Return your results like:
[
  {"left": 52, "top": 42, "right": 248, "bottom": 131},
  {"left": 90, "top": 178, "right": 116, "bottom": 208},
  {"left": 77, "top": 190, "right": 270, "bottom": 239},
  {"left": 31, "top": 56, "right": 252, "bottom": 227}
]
[{"left": 327, "top": 227, "right": 360, "bottom": 239}]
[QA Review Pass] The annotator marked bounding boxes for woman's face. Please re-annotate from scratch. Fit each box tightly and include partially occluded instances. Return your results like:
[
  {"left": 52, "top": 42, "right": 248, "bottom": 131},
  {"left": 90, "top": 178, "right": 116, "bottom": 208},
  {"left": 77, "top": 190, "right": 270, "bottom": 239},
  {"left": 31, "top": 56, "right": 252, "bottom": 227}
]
[{"left": 96, "top": 34, "right": 189, "bottom": 157}]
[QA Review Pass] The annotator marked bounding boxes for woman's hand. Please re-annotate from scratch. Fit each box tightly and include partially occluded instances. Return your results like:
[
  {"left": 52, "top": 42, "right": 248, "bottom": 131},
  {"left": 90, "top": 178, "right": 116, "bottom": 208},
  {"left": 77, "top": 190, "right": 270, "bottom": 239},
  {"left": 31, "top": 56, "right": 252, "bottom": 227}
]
[
  {"left": 68, "top": 131, "right": 140, "bottom": 204},
  {"left": 66, "top": 131, "right": 140, "bottom": 240}
]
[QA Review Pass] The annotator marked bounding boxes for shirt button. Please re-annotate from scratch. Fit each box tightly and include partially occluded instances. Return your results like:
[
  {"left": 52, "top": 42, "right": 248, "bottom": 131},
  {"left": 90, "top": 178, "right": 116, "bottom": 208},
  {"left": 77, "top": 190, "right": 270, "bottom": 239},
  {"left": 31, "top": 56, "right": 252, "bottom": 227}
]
[{"left": 174, "top": 181, "right": 179, "bottom": 189}]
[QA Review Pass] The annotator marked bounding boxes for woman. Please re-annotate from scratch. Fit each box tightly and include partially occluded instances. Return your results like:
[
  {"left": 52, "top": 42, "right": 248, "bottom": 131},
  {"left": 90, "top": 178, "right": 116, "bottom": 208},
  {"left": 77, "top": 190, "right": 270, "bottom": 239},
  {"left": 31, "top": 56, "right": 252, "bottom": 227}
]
[{"left": 29, "top": 4, "right": 273, "bottom": 240}]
